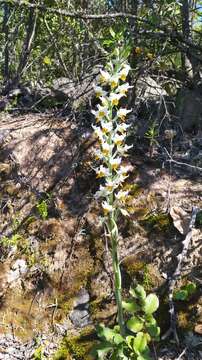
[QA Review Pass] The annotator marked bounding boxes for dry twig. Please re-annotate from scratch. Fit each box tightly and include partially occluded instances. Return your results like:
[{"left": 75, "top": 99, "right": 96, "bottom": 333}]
[{"left": 162, "top": 207, "right": 200, "bottom": 343}]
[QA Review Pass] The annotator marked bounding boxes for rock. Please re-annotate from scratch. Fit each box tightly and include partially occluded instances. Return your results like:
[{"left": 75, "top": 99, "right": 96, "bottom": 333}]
[
  {"left": 176, "top": 87, "right": 202, "bottom": 131},
  {"left": 170, "top": 206, "right": 190, "bottom": 234},
  {"left": 136, "top": 76, "right": 168, "bottom": 100},
  {"left": 74, "top": 288, "right": 90, "bottom": 308},
  {"left": 69, "top": 309, "right": 91, "bottom": 328},
  {"left": 7, "top": 259, "right": 28, "bottom": 283}
]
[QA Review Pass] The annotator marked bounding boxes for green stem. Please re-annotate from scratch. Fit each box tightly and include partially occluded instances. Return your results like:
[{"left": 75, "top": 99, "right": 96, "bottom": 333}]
[{"left": 108, "top": 215, "right": 125, "bottom": 336}]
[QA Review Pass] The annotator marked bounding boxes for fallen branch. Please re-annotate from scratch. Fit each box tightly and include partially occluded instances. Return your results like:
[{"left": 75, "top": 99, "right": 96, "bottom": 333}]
[
  {"left": 164, "top": 147, "right": 202, "bottom": 172},
  {"left": 175, "top": 348, "right": 187, "bottom": 360},
  {"left": 162, "top": 207, "right": 200, "bottom": 343}
]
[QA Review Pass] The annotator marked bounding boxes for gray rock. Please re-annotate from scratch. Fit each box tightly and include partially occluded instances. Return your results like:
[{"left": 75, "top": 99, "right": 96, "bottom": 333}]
[
  {"left": 176, "top": 87, "right": 202, "bottom": 131},
  {"left": 74, "top": 288, "right": 90, "bottom": 308},
  {"left": 7, "top": 259, "right": 28, "bottom": 283},
  {"left": 69, "top": 309, "right": 91, "bottom": 328}
]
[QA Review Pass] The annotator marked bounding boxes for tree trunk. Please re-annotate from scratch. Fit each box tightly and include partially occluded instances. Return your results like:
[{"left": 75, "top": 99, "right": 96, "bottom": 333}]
[
  {"left": 2, "top": 3, "right": 10, "bottom": 81},
  {"left": 180, "top": 0, "right": 200, "bottom": 80},
  {"left": 16, "top": 8, "right": 38, "bottom": 82}
]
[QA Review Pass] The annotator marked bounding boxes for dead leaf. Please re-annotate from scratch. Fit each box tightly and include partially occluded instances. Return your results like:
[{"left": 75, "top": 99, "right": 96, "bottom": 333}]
[
  {"left": 170, "top": 206, "right": 190, "bottom": 235},
  {"left": 194, "top": 324, "right": 202, "bottom": 335}
]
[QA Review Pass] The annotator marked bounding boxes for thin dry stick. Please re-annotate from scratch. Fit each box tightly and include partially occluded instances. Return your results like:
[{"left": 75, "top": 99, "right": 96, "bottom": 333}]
[
  {"left": 175, "top": 347, "right": 187, "bottom": 360},
  {"left": 162, "top": 207, "right": 200, "bottom": 343},
  {"left": 164, "top": 147, "right": 202, "bottom": 172}
]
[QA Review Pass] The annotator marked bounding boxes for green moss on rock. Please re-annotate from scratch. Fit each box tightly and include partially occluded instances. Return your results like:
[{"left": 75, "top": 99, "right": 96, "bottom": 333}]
[
  {"left": 141, "top": 212, "right": 173, "bottom": 233},
  {"left": 53, "top": 327, "right": 95, "bottom": 360}
]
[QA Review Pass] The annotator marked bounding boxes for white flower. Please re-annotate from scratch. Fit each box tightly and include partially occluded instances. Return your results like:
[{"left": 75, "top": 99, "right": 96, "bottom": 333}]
[
  {"left": 117, "top": 83, "right": 133, "bottom": 95},
  {"left": 113, "top": 134, "right": 125, "bottom": 146},
  {"left": 116, "top": 123, "right": 130, "bottom": 133},
  {"left": 95, "top": 185, "right": 109, "bottom": 199},
  {"left": 101, "top": 121, "right": 113, "bottom": 134},
  {"left": 117, "top": 144, "right": 133, "bottom": 156},
  {"left": 110, "top": 157, "right": 121, "bottom": 170},
  {"left": 116, "top": 174, "right": 128, "bottom": 184},
  {"left": 105, "top": 179, "right": 118, "bottom": 191},
  {"left": 118, "top": 164, "right": 133, "bottom": 176},
  {"left": 96, "top": 165, "right": 110, "bottom": 178},
  {"left": 110, "top": 75, "right": 119, "bottom": 89},
  {"left": 94, "top": 149, "right": 103, "bottom": 160},
  {"left": 102, "top": 201, "right": 114, "bottom": 215},
  {"left": 100, "top": 96, "right": 109, "bottom": 107},
  {"left": 93, "top": 85, "right": 107, "bottom": 98},
  {"left": 119, "top": 64, "right": 131, "bottom": 81},
  {"left": 99, "top": 70, "right": 111, "bottom": 84},
  {"left": 117, "top": 108, "right": 132, "bottom": 121},
  {"left": 101, "top": 142, "right": 112, "bottom": 156},
  {"left": 115, "top": 190, "right": 129, "bottom": 202},
  {"left": 97, "top": 104, "right": 109, "bottom": 118},
  {"left": 92, "top": 105, "right": 109, "bottom": 121},
  {"left": 109, "top": 93, "right": 124, "bottom": 106},
  {"left": 92, "top": 125, "right": 104, "bottom": 142}
]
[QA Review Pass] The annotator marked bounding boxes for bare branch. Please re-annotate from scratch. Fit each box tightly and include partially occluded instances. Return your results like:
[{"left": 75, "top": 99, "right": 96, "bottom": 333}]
[
  {"left": 1, "top": 0, "right": 202, "bottom": 56},
  {"left": 164, "top": 147, "right": 202, "bottom": 172}
]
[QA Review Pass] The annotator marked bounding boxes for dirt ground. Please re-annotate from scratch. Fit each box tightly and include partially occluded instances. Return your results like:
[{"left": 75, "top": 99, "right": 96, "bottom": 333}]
[{"left": 0, "top": 112, "right": 201, "bottom": 359}]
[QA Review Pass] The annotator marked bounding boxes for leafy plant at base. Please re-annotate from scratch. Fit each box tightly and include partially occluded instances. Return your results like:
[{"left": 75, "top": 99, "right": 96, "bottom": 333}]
[
  {"left": 1, "top": 233, "right": 22, "bottom": 248},
  {"left": 92, "top": 285, "right": 159, "bottom": 360},
  {"left": 145, "top": 123, "right": 159, "bottom": 157},
  {"left": 36, "top": 199, "right": 48, "bottom": 220},
  {"left": 174, "top": 282, "right": 197, "bottom": 301}
]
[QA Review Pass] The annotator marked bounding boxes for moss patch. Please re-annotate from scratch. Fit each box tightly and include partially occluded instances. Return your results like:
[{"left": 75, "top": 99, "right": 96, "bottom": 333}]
[
  {"left": 53, "top": 327, "right": 96, "bottom": 360},
  {"left": 140, "top": 212, "right": 173, "bottom": 233}
]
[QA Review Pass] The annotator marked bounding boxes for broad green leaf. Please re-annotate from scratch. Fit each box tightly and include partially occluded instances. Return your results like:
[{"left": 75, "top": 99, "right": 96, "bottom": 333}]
[
  {"left": 122, "top": 300, "right": 140, "bottom": 313},
  {"left": 145, "top": 314, "right": 156, "bottom": 326},
  {"left": 137, "top": 352, "right": 152, "bottom": 360},
  {"left": 127, "top": 316, "right": 144, "bottom": 333},
  {"left": 143, "top": 294, "right": 159, "bottom": 314},
  {"left": 126, "top": 335, "right": 134, "bottom": 349},
  {"left": 130, "top": 285, "right": 146, "bottom": 301},
  {"left": 91, "top": 341, "right": 113, "bottom": 359},
  {"left": 117, "top": 346, "right": 129, "bottom": 360},
  {"left": 135, "top": 285, "right": 147, "bottom": 301},
  {"left": 97, "top": 345, "right": 112, "bottom": 359},
  {"left": 133, "top": 332, "right": 148, "bottom": 353},
  {"left": 186, "top": 283, "right": 197, "bottom": 295},
  {"left": 113, "top": 334, "right": 124, "bottom": 345},
  {"left": 137, "top": 356, "right": 149, "bottom": 360},
  {"left": 97, "top": 324, "right": 115, "bottom": 341},
  {"left": 174, "top": 289, "right": 188, "bottom": 301},
  {"left": 146, "top": 324, "right": 160, "bottom": 338}
]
